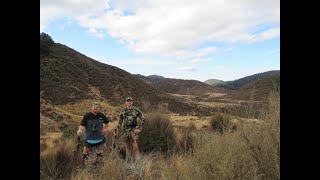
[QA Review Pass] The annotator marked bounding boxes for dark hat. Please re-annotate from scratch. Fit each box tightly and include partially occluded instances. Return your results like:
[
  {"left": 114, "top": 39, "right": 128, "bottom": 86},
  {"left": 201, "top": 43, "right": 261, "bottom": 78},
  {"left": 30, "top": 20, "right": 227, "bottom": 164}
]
[{"left": 126, "top": 97, "right": 133, "bottom": 101}]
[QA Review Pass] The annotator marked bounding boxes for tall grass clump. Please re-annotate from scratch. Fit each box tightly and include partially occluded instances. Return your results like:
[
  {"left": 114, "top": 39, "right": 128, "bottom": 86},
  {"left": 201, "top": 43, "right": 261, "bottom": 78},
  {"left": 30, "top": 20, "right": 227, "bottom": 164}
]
[
  {"left": 40, "top": 138, "right": 75, "bottom": 180},
  {"left": 209, "top": 113, "right": 234, "bottom": 133},
  {"left": 139, "top": 101, "right": 176, "bottom": 154},
  {"left": 175, "top": 122, "right": 199, "bottom": 153},
  {"left": 71, "top": 154, "right": 124, "bottom": 180}
]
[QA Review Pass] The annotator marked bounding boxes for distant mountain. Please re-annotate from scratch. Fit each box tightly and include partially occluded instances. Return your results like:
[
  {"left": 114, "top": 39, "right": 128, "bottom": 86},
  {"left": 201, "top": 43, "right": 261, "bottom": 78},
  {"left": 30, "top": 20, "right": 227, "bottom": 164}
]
[
  {"left": 216, "top": 70, "right": 280, "bottom": 90},
  {"left": 226, "top": 74, "right": 280, "bottom": 101},
  {"left": 203, "top": 79, "right": 225, "bottom": 86},
  {"left": 134, "top": 74, "right": 166, "bottom": 84},
  {"left": 134, "top": 74, "right": 153, "bottom": 84},
  {"left": 40, "top": 33, "right": 211, "bottom": 115},
  {"left": 152, "top": 79, "right": 219, "bottom": 95},
  {"left": 146, "top": 75, "right": 166, "bottom": 82}
]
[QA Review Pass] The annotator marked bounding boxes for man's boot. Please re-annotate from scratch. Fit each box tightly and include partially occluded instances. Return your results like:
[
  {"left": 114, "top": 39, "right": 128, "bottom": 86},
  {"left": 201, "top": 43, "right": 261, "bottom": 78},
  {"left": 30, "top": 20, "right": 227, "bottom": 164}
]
[{"left": 94, "top": 153, "right": 103, "bottom": 167}]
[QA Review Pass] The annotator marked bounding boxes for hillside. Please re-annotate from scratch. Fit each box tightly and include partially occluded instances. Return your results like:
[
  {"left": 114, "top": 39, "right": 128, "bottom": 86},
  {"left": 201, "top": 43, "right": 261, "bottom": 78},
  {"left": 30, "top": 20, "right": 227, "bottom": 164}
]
[
  {"left": 134, "top": 74, "right": 153, "bottom": 84},
  {"left": 146, "top": 75, "right": 166, "bottom": 82},
  {"left": 40, "top": 33, "right": 212, "bottom": 117},
  {"left": 216, "top": 70, "right": 280, "bottom": 90},
  {"left": 225, "top": 74, "right": 280, "bottom": 101},
  {"left": 151, "top": 78, "right": 220, "bottom": 95},
  {"left": 134, "top": 74, "right": 166, "bottom": 84},
  {"left": 203, "top": 79, "right": 225, "bottom": 86}
]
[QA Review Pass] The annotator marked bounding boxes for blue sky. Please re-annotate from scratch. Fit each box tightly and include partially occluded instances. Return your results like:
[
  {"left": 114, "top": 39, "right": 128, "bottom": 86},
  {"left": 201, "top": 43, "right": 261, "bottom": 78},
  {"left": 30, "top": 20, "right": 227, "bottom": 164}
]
[{"left": 41, "top": 0, "right": 279, "bottom": 82}]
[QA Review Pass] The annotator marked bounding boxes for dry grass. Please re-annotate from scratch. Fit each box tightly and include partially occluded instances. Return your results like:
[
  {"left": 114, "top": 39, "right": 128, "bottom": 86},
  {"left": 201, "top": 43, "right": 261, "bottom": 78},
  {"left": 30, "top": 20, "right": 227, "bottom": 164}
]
[
  {"left": 169, "top": 114, "right": 210, "bottom": 130},
  {"left": 40, "top": 132, "right": 64, "bottom": 156},
  {"left": 139, "top": 103, "right": 176, "bottom": 153},
  {"left": 40, "top": 137, "right": 76, "bottom": 180},
  {"left": 197, "top": 101, "right": 241, "bottom": 108},
  {"left": 40, "top": 114, "right": 60, "bottom": 135},
  {"left": 56, "top": 99, "right": 119, "bottom": 120},
  {"left": 40, "top": 91, "right": 279, "bottom": 180},
  {"left": 238, "top": 90, "right": 280, "bottom": 179}
]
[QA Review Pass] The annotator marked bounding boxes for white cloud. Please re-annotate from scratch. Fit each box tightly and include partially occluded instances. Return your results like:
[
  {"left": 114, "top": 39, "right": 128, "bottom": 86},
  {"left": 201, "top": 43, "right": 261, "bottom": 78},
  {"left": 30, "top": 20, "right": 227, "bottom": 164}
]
[
  {"left": 189, "top": 58, "right": 210, "bottom": 64},
  {"left": 40, "top": 0, "right": 109, "bottom": 32},
  {"left": 196, "top": 47, "right": 217, "bottom": 57},
  {"left": 41, "top": 0, "right": 279, "bottom": 56},
  {"left": 247, "top": 27, "right": 280, "bottom": 43},
  {"left": 88, "top": 28, "right": 105, "bottom": 39},
  {"left": 177, "top": 67, "right": 196, "bottom": 71},
  {"left": 174, "top": 46, "right": 217, "bottom": 60}
]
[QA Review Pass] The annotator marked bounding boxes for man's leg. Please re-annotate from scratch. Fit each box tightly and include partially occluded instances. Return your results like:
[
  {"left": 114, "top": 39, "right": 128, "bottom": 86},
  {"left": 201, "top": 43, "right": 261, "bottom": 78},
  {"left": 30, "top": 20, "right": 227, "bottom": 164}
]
[
  {"left": 94, "top": 143, "right": 104, "bottom": 166},
  {"left": 82, "top": 146, "right": 91, "bottom": 165},
  {"left": 125, "top": 142, "right": 132, "bottom": 163},
  {"left": 132, "top": 132, "right": 141, "bottom": 161},
  {"left": 132, "top": 143, "right": 141, "bottom": 160}
]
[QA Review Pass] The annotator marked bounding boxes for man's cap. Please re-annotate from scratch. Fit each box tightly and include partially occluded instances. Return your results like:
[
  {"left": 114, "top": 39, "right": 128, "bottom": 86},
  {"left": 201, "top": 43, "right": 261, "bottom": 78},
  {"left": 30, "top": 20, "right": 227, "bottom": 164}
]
[
  {"left": 92, "top": 101, "right": 100, "bottom": 106},
  {"left": 126, "top": 97, "right": 133, "bottom": 101}
]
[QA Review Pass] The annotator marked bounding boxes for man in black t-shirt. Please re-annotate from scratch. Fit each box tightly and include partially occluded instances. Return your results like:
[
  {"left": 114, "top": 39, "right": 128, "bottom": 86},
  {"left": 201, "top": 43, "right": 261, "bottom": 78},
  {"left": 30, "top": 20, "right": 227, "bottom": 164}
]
[{"left": 77, "top": 101, "right": 109, "bottom": 165}]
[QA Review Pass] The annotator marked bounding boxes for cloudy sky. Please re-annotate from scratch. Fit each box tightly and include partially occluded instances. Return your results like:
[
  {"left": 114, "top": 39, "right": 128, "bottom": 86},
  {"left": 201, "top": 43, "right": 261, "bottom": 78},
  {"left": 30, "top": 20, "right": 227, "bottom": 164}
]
[{"left": 40, "top": 0, "right": 280, "bottom": 81}]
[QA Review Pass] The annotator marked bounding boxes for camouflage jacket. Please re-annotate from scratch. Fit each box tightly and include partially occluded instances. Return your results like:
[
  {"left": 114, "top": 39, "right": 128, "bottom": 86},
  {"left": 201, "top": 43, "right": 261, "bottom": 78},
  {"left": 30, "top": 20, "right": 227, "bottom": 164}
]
[{"left": 118, "top": 107, "right": 145, "bottom": 130}]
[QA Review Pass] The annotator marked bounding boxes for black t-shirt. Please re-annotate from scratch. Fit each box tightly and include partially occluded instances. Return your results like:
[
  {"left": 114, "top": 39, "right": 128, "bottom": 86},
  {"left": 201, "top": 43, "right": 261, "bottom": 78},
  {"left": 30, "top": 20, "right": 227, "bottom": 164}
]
[{"left": 81, "top": 112, "right": 109, "bottom": 127}]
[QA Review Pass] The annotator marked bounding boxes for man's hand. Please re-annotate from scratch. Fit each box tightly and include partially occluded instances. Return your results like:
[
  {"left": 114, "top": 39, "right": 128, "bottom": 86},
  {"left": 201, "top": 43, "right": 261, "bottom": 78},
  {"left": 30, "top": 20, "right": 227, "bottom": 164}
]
[
  {"left": 101, "top": 128, "right": 107, "bottom": 134},
  {"left": 134, "top": 129, "right": 141, "bottom": 134},
  {"left": 77, "top": 130, "right": 83, "bottom": 136}
]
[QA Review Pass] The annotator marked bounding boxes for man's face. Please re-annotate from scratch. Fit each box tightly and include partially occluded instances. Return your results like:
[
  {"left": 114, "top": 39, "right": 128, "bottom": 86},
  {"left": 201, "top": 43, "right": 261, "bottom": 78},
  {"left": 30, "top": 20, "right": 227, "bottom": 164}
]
[
  {"left": 91, "top": 105, "right": 100, "bottom": 113},
  {"left": 126, "top": 100, "right": 133, "bottom": 107}
]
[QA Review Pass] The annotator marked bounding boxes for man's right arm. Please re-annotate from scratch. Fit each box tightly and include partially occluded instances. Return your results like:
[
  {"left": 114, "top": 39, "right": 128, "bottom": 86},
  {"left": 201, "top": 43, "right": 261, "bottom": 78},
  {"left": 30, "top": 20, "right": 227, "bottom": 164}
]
[
  {"left": 77, "top": 114, "right": 87, "bottom": 136},
  {"left": 116, "top": 111, "right": 124, "bottom": 132},
  {"left": 77, "top": 126, "right": 85, "bottom": 136}
]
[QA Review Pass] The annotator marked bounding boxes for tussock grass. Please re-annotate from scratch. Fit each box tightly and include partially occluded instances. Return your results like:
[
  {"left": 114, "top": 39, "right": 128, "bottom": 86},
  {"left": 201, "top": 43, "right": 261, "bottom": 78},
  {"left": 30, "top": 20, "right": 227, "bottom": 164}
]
[
  {"left": 40, "top": 138, "right": 75, "bottom": 180},
  {"left": 209, "top": 113, "right": 235, "bottom": 133},
  {"left": 175, "top": 122, "right": 199, "bottom": 153},
  {"left": 139, "top": 101, "right": 176, "bottom": 154}
]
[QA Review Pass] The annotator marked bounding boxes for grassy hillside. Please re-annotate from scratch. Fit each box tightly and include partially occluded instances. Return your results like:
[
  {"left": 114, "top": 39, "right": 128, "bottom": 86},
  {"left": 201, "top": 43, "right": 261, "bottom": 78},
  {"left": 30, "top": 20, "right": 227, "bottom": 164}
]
[
  {"left": 40, "top": 36, "right": 162, "bottom": 106},
  {"left": 152, "top": 78, "right": 220, "bottom": 95},
  {"left": 226, "top": 74, "right": 280, "bottom": 101},
  {"left": 203, "top": 79, "right": 225, "bottom": 86},
  {"left": 134, "top": 74, "right": 166, "bottom": 84},
  {"left": 216, "top": 70, "right": 280, "bottom": 90}
]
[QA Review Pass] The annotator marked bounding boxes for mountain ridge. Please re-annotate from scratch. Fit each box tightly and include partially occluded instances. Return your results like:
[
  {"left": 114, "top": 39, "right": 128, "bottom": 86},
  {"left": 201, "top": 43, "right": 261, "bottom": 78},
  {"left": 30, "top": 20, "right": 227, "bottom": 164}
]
[
  {"left": 40, "top": 33, "right": 211, "bottom": 116},
  {"left": 215, "top": 70, "right": 280, "bottom": 90}
]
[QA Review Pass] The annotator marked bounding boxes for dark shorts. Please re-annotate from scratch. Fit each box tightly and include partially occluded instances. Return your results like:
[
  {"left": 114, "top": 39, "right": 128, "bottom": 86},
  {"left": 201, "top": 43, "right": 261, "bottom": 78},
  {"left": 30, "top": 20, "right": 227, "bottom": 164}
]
[{"left": 84, "top": 138, "right": 105, "bottom": 148}]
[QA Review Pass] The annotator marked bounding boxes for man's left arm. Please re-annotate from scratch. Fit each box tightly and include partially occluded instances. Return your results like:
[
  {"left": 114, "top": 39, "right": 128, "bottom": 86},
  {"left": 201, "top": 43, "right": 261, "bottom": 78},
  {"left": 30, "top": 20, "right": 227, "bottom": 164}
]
[
  {"left": 138, "top": 109, "right": 145, "bottom": 130},
  {"left": 134, "top": 108, "right": 145, "bottom": 133}
]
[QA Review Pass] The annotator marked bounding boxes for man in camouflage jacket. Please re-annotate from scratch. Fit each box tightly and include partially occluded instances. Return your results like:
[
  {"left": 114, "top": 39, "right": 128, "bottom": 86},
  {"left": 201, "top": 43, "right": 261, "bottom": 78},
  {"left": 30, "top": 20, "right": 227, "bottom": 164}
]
[{"left": 116, "top": 97, "right": 145, "bottom": 163}]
